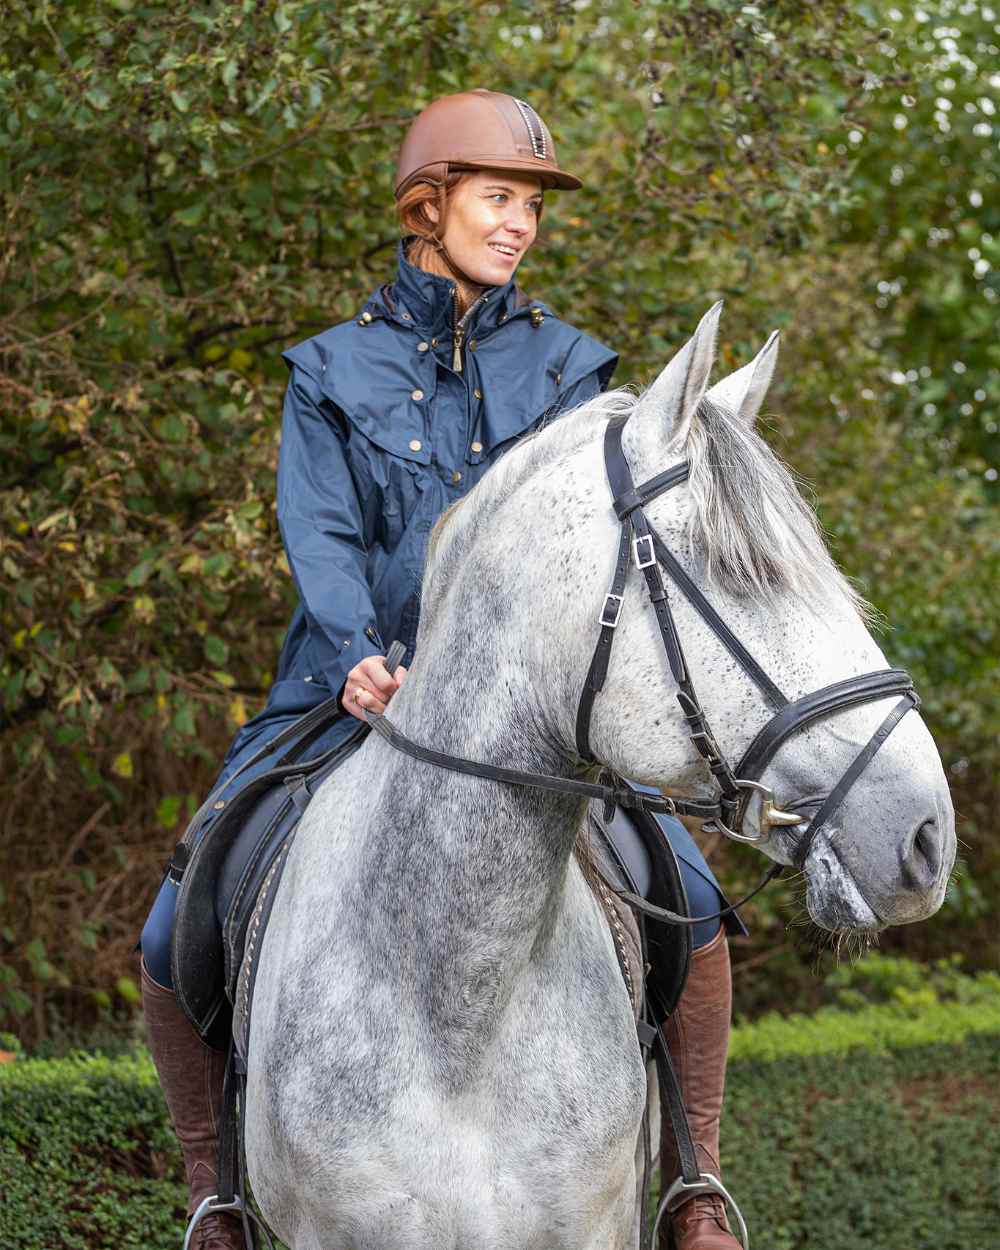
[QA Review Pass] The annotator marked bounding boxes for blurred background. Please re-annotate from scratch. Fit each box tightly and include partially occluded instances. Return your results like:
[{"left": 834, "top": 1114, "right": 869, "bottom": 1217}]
[{"left": 1, "top": 0, "right": 997, "bottom": 1051}]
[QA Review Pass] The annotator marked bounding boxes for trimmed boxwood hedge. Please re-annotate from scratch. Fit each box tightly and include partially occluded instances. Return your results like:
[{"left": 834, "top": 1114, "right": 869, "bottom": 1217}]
[{"left": 2, "top": 985, "right": 998, "bottom": 1250}]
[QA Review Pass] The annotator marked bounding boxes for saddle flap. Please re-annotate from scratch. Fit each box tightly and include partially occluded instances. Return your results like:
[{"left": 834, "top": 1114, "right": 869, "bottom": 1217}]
[
  {"left": 587, "top": 799, "right": 693, "bottom": 1019},
  {"left": 171, "top": 724, "right": 368, "bottom": 1048}
]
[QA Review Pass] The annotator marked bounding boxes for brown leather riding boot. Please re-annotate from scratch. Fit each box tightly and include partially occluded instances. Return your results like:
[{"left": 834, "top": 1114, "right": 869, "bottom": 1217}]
[
  {"left": 140, "top": 960, "right": 245, "bottom": 1250},
  {"left": 658, "top": 926, "right": 742, "bottom": 1250}
]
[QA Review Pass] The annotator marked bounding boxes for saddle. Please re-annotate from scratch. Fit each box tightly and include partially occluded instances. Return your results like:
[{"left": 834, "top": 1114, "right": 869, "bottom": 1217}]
[
  {"left": 170, "top": 708, "right": 693, "bottom": 1054},
  {"left": 170, "top": 716, "right": 369, "bottom": 1050}
]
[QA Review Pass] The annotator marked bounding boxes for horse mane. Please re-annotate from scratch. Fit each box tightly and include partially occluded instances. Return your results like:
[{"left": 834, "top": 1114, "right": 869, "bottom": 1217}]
[
  {"left": 427, "top": 385, "right": 871, "bottom": 621},
  {"left": 683, "top": 394, "right": 872, "bottom": 618}
]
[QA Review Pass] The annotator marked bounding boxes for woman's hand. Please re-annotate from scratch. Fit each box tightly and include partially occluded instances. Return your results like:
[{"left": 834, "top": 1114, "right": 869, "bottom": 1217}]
[{"left": 341, "top": 655, "right": 408, "bottom": 722}]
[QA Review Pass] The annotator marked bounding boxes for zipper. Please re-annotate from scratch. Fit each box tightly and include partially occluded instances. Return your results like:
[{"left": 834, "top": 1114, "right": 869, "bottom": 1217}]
[
  {"left": 452, "top": 287, "right": 463, "bottom": 372},
  {"left": 451, "top": 287, "right": 491, "bottom": 374}
]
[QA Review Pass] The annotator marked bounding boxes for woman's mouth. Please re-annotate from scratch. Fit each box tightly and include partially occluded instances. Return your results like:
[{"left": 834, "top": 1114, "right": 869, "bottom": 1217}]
[{"left": 487, "top": 242, "right": 518, "bottom": 260}]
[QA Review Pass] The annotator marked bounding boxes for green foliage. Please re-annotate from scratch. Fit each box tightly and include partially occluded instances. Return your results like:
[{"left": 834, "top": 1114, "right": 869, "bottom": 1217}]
[
  {"left": 0, "top": 1051, "right": 185, "bottom": 1250},
  {"left": 721, "top": 1032, "right": 1000, "bottom": 1250},
  {"left": 3, "top": 987, "right": 998, "bottom": 1250},
  {"left": 730, "top": 971, "right": 1000, "bottom": 1064},
  {"left": 0, "top": 1, "right": 996, "bottom": 1042}
]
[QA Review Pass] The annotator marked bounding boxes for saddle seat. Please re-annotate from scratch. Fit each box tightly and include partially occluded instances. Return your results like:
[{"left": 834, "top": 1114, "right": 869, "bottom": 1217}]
[{"left": 171, "top": 719, "right": 692, "bottom": 1054}]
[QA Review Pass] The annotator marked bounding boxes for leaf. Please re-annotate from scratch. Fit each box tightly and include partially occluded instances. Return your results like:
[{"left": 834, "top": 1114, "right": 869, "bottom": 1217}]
[
  {"left": 37, "top": 510, "right": 68, "bottom": 533},
  {"left": 85, "top": 87, "right": 112, "bottom": 111},
  {"left": 132, "top": 594, "right": 156, "bottom": 622},
  {"left": 169, "top": 89, "right": 190, "bottom": 114},
  {"left": 126, "top": 559, "right": 155, "bottom": 587},
  {"left": 111, "top": 751, "right": 133, "bottom": 778},
  {"left": 228, "top": 695, "right": 248, "bottom": 725},
  {"left": 156, "top": 795, "right": 182, "bottom": 828},
  {"left": 172, "top": 701, "right": 197, "bottom": 737},
  {"left": 175, "top": 202, "right": 205, "bottom": 227},
  {"left": 204, "top": 634, "right": 229, "bottom": 665},
  {"left": 203, "top": 554, "right": 232, "bottom": 578},
  {"left": 115, "top": 976, "right": 140, "bottom": 1004},
  {"left": 154, "top": 413, "right": 187, "bottom": 442}
]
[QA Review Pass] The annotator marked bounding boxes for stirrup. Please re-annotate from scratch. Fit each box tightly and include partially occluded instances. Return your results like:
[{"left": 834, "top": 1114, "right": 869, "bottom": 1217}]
[
  {"left": 183, "top": 1194, "right": 275, "bottom": 1250},
  {"left": 651, "top": 1172, "right": 750, "bottom": 1250}
]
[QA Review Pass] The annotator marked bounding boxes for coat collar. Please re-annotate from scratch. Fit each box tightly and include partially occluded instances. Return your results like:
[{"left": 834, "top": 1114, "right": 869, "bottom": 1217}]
[{"left": 366, "top": 238, "right": 525, "bottom": 339}]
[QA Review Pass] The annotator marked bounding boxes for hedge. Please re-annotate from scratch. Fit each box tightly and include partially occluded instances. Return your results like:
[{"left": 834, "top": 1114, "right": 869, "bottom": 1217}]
[{"left": 2, "top": 987, "right": 998, "bottom": 1250}]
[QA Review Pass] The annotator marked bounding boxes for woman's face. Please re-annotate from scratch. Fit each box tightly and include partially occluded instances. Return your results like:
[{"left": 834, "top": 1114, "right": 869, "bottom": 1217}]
[{"left": 429, "top": 169, "right": 543, "bottom": 285}]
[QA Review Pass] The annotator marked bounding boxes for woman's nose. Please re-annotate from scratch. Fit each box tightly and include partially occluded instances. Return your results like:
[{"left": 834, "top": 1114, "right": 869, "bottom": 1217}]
[{"left": 505, "top": 208, "right": 534, "bottom": 234}]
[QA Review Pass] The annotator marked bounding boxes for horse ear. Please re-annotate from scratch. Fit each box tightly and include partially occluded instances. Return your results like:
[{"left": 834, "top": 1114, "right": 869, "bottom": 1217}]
[
  {"left": 633, "top": 301, "right": 723, "bottom": 450},
  {"left": 705, "top": 329, "right": 780, "bottom": 427}
]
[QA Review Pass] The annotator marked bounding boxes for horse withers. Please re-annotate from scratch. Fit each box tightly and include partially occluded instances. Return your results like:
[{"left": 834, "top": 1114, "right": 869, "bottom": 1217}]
[{"left": 241, "top": 306, "right": 955, "bottom": 1250}]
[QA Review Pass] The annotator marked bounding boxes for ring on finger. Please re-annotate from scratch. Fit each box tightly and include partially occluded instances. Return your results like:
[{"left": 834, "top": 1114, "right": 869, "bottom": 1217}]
[{"left": 355, "top": 688, "right": 368, "bottom": 706}]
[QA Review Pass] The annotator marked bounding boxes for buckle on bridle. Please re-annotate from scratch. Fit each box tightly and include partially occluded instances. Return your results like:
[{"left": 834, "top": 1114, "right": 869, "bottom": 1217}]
[
  {"left": 632, "top": 533, "right": 656, "bottom": 569},
  {"left": 599, "top": 592, "right": 624, "bottom": 628}
]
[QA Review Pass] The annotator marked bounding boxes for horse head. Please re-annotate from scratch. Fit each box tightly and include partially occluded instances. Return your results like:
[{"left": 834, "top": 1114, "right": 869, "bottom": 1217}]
[
  {"left": 575, "top": 305, "right": 956, "bottom": 933},
  {"left": 419, "top": 306, "right": 955, "bottom": 935}
]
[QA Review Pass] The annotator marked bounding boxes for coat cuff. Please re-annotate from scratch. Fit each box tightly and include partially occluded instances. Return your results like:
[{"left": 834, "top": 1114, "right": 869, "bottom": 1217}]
[{"left": 318, "top": 621, "right": 383, "bottom": 698}]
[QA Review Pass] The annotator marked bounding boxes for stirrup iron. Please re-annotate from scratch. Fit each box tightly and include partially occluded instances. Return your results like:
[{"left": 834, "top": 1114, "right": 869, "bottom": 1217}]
[
  {"left": 183, "top": 1194, "right": 275, "bottom": 1250},
  {"left": 651, "top": 1172, "right": 750, "bottom": 1250}
]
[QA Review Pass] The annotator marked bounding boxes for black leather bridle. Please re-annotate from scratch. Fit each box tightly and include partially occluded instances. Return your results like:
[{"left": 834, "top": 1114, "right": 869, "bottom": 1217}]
[
  {"left": 366, "top": 415, "right": 920, "bottom": 881},
  {"left": 576, "top": 416, "right": 920, "bottom": 872}
]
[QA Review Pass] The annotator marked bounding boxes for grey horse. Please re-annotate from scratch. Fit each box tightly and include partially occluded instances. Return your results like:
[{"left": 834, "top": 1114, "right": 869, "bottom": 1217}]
[{"left": 241, "top": 305, "right": 955, "bottom": 1249}]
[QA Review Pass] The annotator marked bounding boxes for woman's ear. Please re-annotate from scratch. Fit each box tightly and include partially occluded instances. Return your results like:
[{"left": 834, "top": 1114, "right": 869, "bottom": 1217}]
[{"left": 425, "top": 200, "right": 440, "bottom": 225}]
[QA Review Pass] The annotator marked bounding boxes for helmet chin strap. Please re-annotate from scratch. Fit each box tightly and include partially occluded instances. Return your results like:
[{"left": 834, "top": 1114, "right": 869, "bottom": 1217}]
[
  {"left": 427, "top": 182, "right": 490, "bottom": 301},
  {"left": 430, "top": 234, "right": 488, "bottom": 301}
]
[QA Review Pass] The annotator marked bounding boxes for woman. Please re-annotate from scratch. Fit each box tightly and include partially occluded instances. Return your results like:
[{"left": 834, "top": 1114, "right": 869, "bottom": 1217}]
[{"left": 141, "top": 89, "right": 743, "bottom": 1250}]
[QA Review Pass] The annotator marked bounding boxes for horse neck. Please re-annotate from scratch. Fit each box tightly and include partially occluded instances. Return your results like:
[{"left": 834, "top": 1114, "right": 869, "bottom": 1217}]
[{"left": 376, "top": 627, "right": 588, "bottom": 939}]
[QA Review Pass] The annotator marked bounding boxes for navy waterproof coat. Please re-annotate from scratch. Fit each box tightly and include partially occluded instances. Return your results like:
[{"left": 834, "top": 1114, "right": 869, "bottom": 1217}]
[{"left": 214, "top": 239, "right": 618, "bottom": 787}]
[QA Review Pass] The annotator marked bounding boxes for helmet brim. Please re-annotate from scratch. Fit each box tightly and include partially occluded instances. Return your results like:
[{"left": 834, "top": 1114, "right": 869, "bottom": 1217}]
[{"left": 397, "top": 158, "right": 583, "bottom": 198}]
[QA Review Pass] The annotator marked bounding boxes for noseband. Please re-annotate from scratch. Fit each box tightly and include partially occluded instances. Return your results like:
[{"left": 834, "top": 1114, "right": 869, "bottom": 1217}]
[{"left": 366, "top": 415, "right": 919, "bottom": 881}]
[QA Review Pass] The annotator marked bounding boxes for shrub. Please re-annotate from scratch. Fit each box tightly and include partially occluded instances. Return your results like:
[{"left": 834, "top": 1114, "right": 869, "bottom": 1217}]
[{"left": 2, "top": 974, "right": 997, "bottom": 1249}]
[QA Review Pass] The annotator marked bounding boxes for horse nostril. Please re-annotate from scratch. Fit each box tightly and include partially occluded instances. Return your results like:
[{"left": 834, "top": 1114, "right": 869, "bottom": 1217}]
[{"left": 902, "top": 818, "right": 941, "bottom": 890}]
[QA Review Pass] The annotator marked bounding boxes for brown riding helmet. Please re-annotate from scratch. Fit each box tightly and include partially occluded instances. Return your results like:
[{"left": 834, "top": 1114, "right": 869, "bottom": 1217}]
[{"left": 394, "top": 89, "right": 583, "bottom": 197}]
